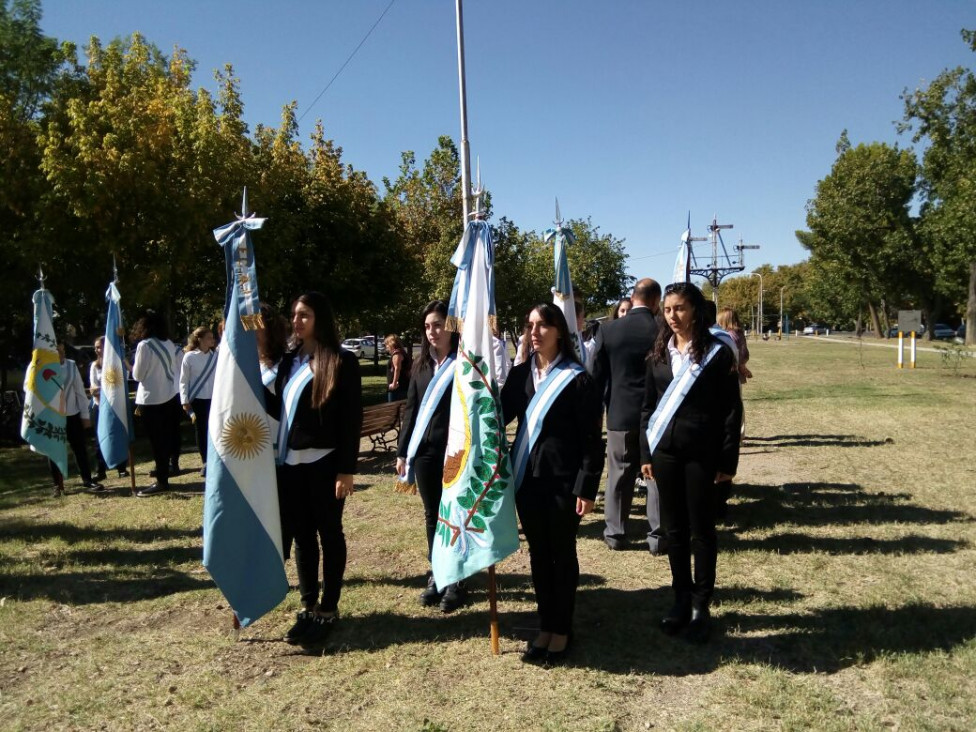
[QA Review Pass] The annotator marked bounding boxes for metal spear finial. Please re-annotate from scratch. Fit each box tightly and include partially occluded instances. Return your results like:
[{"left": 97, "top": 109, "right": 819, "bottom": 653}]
[
  {"left": 37, "top": 264, "right": 46, "bottom": 288},
  {"left": 554, "top": 197, "right": 562, "bottom": 228},
  {"left": 240, "top": 187, "right": 249, "bottom": 218},
  {"left": 470, "top": 158, "right": 484, "bottom": 219},
  {"left": 112, "top": 254, "right": 119, "bottom": 283}
]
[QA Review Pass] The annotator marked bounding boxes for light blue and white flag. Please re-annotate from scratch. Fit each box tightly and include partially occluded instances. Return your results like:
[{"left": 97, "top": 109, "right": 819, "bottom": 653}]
[
  {"left": 673, "top": 212, "right": 691, "bottom": 284},
  {"left": 97, "top": 281, "right": 134, "bottom": 469},
  {"left": 203, "top": 190, "right": 287, "bottom": 627},
  {"left": 433, "top": 220, "right": 519, "bottom": 589},
  {"left": 21, "top": 285, "right": 68, "bottom": 477},
  {"left": 543, "top": 206, "right": 583, "bottom": 361}
]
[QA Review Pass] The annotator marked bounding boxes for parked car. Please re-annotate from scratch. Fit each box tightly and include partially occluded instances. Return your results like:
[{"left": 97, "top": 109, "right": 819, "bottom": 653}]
[
  {"left": 955, "top": 323, "right": 967, "bottom": 343},
  {"left": 888, "top": 324, "right": 926, "bottom": 338},
  {"left": 341, "top": 338, "right": 366, "bottom": 358},
  {"left": 341, "top": 338, "right": 378, "bottom": 359},
  {"left": 932, "top": 323, "right": 956, "bottom": 340},
  {"left": 802, "top": 324, "right": 827, "bottom": 335}
]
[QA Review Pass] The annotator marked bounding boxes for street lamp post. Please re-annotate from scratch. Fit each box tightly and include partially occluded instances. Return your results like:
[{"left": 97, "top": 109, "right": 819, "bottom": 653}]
[{"left": 749, "top": 272, "right": 763, "bottom": 339}]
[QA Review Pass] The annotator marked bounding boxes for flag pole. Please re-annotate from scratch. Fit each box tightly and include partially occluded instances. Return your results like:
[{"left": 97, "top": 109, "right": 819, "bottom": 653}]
[
  {"left": 455, "top": 3, "right": 501, "bottom": 654},
  {"left": 455, "top": 0, "right": 472, "bottom": 223}
]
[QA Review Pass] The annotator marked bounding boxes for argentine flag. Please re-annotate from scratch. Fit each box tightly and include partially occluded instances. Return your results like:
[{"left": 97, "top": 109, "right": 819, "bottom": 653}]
[
  {"left": 673, "top": 212, "right": 692, "bottom": 284},
  {"left": 433, "top": 220, "right": 519, "bottom": 589},
  {"left": 97, "top": 282, "right": 134, "bottom": 469},
  {"left": 21, "top": 286, "right": 68, "bottom": 477},
  {"left": 203, "top": 196, "right": 287, "bottom": 627},
  {"left": 544, "top": 215, "right": 583, "bottom": 362}
]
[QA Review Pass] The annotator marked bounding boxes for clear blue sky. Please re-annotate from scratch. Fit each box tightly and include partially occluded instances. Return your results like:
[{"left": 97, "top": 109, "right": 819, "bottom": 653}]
[{"left": 42, "top": 0, "right": 975, "bottom": 285}]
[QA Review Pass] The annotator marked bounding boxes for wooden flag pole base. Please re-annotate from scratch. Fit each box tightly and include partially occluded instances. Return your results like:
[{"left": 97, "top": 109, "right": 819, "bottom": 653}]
[
  {"left": 127, "top": 449, "right": 136, "bottom": 496},
  {"left": 488, "top": 564, "right": 500, "bottom": 655}
]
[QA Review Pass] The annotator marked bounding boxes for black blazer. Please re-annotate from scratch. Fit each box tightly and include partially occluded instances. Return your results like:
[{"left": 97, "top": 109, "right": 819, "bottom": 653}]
[
  {"left": 592, "top": 306, "right": 660, "bottom": 431},
  {"left": 501, "top": 360, "right": 606, "bottom": 501},
  {"left": 268, "top": 348, "right": 363, "bottom": 475},
  {"left": 638, "top": 338, "right": 742, "bottom": 476},
  {"left": 397, "top": 358, "right": 452, "bottom": 462}
]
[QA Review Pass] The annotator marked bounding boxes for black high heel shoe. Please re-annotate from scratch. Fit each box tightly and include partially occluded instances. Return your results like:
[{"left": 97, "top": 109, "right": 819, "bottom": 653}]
[
  {"left": 521, "top": 641, "right": 548, "bottom": 664},
  {"left": 544, "top": 632, "right": 573, "bottom": 667}
]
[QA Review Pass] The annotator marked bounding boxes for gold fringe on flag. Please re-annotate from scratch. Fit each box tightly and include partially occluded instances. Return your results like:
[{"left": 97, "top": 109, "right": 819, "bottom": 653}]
[
  {"left": 394, "top": 479, "right": 418, "bottom": 495},
  {"left": 445, "top": 314, "right": 463, "bottom": 333},
  {"left": 240, "top": 313, "right": 264, "bottom": 331}
]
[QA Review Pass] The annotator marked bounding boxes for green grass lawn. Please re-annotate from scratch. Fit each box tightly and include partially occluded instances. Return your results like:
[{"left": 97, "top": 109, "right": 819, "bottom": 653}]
[{"left": 1, "top": 338, "right": 974, "bottom": 730}]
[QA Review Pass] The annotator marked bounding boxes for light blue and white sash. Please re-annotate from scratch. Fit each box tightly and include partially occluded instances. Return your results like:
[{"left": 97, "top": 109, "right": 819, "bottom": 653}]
[
  {"left": 187, "top": 350, "right": 217, "bottom": 403},
  {"left": 275, "top": 360, "right": 313, "bottom": 466},
  {"left": 261, "top": 362, "right": 279, "bottom": 391},
  {"left": 402, "top": 355, "right": 456, "bottom": 485},
  {"left": 645, "top": 341, "right": 724, "bottom": 456},
  {"left": 510, "top": 359, "right": 585, "bottom": 492},
  {"left": 146, "top": 338, "right": 175, "bottom": 384},
  {"left": 708, "top": 326, "right": 739, "bottom": 364}
]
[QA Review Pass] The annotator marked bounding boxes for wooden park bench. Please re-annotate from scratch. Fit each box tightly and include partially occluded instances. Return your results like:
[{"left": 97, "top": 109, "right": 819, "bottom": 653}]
[{"left": 360, "top": 399, "right": 405, "bottom": 452}]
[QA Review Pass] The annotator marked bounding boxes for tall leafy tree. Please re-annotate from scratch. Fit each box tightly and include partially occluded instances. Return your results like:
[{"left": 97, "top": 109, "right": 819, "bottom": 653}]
[
  {"left": 0, "top": 0, "right": 75, "bottom": 384},
  {"left": 802, "top": 133, "right": 919, "bottom": 336},
  {"left": 902, "top": 29, "right": 976, "bottom": 344}
]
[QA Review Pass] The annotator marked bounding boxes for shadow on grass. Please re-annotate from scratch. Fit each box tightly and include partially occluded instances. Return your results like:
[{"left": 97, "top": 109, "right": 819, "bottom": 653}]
[
  {"left": 1, "top": 568, "right": 212, "bottom": 605},
  {"left": 742, "top": 433, "right": 893, "bottom": 448},
  {"left": 731, "top": 482, "right": 973, "bottom": 531},
  {"left": 723, "top": 531, "right": 967, "bottom": 555}
]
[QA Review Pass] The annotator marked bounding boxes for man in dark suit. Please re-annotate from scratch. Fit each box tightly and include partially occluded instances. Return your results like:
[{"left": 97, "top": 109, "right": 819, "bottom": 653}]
[{"left": 592, "top": 278, "right": 664, "bottom": 552}]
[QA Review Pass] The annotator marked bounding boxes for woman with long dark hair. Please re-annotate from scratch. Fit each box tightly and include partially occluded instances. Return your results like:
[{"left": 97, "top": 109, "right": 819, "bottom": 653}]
[
  {"left": 271, "top": 292, "right": 362, "bottom": 647},
  {"left": 179, "top": 326, "right": 217, "bottom": 476},
  {"left": 395, "top": 300, "right": 464, "bottom": 611},
  {"left": 639, "top": 282, "right": 742, "bottom": 643},
  {"left": 501, "top": 303, "right": 604, "bottom": 665},
  {"left": 130, "top": 312, "right": 183, "bottom": 497}
]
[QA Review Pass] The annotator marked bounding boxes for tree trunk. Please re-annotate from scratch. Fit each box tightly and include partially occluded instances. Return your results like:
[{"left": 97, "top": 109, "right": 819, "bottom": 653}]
[
  {"left": 967, "top": 261, "right": 976, "bottom": 347},
  {"left": 867, "top": 301, "right": 883, "bottom": 338}
]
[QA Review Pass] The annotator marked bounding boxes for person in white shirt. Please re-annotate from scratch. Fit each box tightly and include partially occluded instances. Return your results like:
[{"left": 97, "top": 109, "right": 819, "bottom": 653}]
[
  {"left": 130, "top": 312, "right": 183, "bottom": 497},
  {"left": 491, "top": 326, "right": 511, "bottom": 387},
  {"left": 179, "top": 327, "right": 217, "bottom": 477},
  {"left": 50, "top": 343, "right": 102, "bottom": 493}
]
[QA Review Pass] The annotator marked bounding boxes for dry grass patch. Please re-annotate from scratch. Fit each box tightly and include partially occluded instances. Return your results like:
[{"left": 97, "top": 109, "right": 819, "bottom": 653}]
[{"left": 1, "top": 338, "right": 974, "bottom": 730}]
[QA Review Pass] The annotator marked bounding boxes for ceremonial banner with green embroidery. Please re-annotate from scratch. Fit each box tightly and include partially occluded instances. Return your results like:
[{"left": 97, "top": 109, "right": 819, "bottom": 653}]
[
  {"left": 21, "top": 287, "right": 67, "bottom": 477},
  {"left": 432, "top": 220, "right": 519, "bottom": 589}
]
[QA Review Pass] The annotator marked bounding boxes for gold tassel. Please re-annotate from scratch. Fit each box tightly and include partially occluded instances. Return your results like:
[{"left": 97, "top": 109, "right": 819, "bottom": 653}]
[
  {"left": 487, "top": 313, "right": 498, "bottom": 334},
  {"left": 240, "top": 313, "right": 265, "bottom": 331},
  {"left": 445, "top": 314, "right": 463, "bottom": 333},
  {"left": 394, "top": 480, "right": 418, "bottom": 495}
]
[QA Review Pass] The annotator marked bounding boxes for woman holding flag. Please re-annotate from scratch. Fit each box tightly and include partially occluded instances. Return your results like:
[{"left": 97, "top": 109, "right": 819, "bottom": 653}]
[
  {"left": 501, "top": 303, "right": 604, "bottom": 666},
  {"left": 270, "top": 292, "right": 362, "bottom": 647},
  {"left": 639, "top": 282, "right": 742, "bottom": 644},
  {"left": 179, "top": 327, "right": 217, "bottom": 477},
  {"left": 395, "top": 300, "right": 462, "bottom": 612},
  {"left": 130, "top": 312, "right": 183, "bottom": 497}
]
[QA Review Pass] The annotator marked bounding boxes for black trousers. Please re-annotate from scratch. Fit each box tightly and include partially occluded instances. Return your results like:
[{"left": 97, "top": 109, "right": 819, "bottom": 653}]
[
  {"left": 279, "top": 454, "right": 346, "bottom": 612},
  {"left": 49, "top": 412, "right": 92, "bottom": 485},
  {"left": 141, "top": 396, "right": 180, "bottom": 486},
  {"left": 652, "top": 448, "right": 718, "bottom": 605},
  {"left": 190, "top": 398, "right": 211, "bottom": 464},
  {"left": 414, "top": 456, "right": 443, "bottom": 562},
  {"left": 516, "top": 478, "right": 582, "bottom": 636}
]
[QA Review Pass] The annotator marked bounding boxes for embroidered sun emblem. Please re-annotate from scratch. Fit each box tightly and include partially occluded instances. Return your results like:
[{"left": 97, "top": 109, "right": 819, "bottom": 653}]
[
  {"left": 220, "top": 413, "right": 269, "bottom": 460},
  {"left": 102, "top": 367, "right": 124, "bottom": 389}
]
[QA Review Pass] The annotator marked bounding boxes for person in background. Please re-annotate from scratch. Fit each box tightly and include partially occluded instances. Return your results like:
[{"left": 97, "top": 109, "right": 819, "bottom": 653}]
[
  {"left": 714, "top": 307, "right": 751, "bottom": 519},
  {"left": 269, "top": 292, "right": 362, "bottom": 648},
  {"left": 640, "top": 282, "right": 742, "bottom": 643},
  {"left": 501, "top": 303, "right": 604, "bottom": 665},
  {"left": 591, "top": 278, "right": 664, "bottom": 553},
  {"left": 179, "top": 327, "right": 217, "bottom": 477},
  {"left": 395, "top": 300, "right": 464, "bottom": 611},
  {"left": 50, "top": 343, "right": 102, "bottom": 495},
  {"left": 130, "top": 312, "right": 182, "bottom": 497},
  {"left": 612, "top": 297, "right": 632, "bottom": 320},
  {"left": 384, "top": 333, "right": 411, "bottom": 402},
  {"left": 89, "top": 336, "right": 128, "bottom": 481},
  {"left": 491, "top": 325, "right": 511, "bottom": 387},
  {"left": 573, "top": 296, "right": 598, "bottom": 373}
]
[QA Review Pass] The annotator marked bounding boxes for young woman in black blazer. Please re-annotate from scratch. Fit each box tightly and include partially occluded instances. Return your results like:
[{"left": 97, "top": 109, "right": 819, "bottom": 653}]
[
  {"left": 395, "top": 301, "right": 463, "bottom": 611},
  {"left": 501, "top": 304, "right": 605, "bottom": 665},
  {"left": 639, "top": 282, "right": 742, "bottom": 643},
  {"left": 272, "top": 292, "right": 362, "bottom": 647}
]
